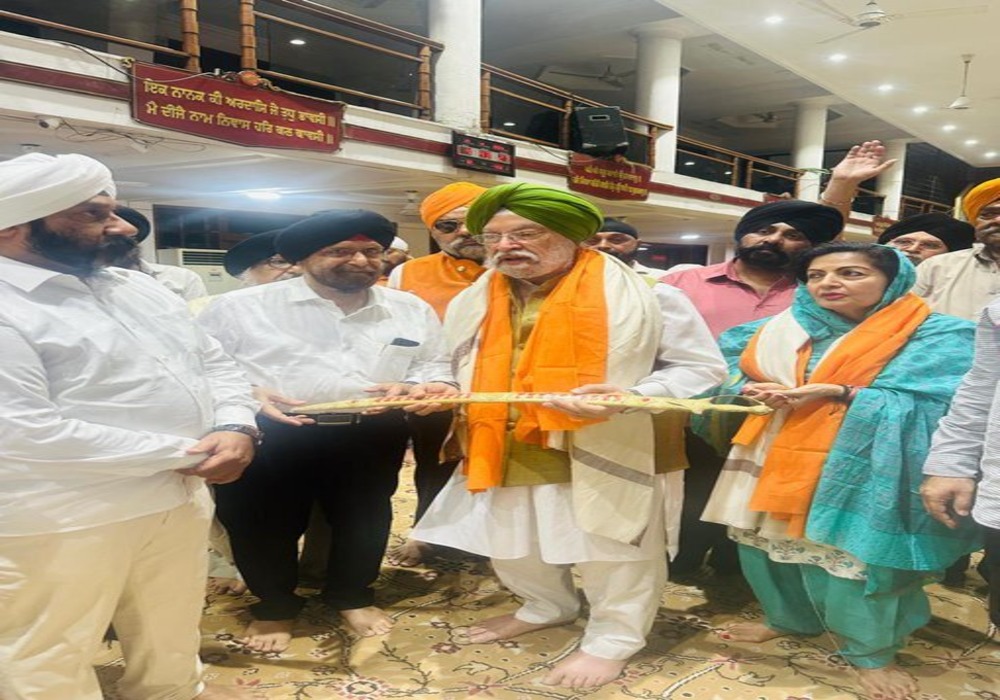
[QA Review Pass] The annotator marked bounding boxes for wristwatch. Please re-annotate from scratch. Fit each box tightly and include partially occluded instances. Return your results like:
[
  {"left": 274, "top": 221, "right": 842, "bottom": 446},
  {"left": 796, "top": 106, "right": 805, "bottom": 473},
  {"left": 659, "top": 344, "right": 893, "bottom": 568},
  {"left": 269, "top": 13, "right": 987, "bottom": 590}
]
[{"left": 210, "top": 424, "right": 263, "bottom": 445}]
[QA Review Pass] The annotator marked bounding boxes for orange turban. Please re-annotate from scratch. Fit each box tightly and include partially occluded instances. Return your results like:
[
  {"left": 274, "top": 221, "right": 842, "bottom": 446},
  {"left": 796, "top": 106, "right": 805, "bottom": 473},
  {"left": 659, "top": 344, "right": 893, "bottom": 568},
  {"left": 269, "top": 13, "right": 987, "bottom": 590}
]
[
  {"left": 962, "top": 178, "right": 1000, "bottom": 222},
  {"left": 419, "top": 182, "right": 487, "bottom": 229}
]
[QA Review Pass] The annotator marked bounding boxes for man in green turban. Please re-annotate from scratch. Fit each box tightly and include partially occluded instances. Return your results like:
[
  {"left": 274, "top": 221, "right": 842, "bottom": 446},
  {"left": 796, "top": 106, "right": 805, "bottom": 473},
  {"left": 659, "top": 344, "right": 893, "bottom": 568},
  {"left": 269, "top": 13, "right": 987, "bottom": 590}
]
[{"left": 413, "top": 182, "right": 725, "bottom": 689}]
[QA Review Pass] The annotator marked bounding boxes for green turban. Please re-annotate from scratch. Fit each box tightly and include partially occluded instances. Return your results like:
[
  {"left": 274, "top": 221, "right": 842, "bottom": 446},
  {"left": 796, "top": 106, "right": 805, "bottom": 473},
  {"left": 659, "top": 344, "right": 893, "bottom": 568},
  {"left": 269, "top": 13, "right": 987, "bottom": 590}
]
[{"left": 465, "top": 182, "right": 604, "bottom": 242}]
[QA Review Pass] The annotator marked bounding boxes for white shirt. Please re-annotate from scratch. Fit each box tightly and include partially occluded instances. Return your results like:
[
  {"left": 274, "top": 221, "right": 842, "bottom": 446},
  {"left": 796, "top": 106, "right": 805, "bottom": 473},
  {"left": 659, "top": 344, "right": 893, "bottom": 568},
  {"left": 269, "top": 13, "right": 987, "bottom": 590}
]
[
  {"left": 631, "top": 283, "right": 727, "bottom": 398},
  {"left": 923, "top": 300, "right": 1000, "bottom": 528},
  {"left": 0, "top": 256, "right": 257, "bottom": 536},
  {"left": 198, "top": 276, "right": 453, "bottom": 404},
  {"left": 139, "top": 259, "right": 208, "bottom": 301},
  {"left": 913, "top": 244, "right": 1000, "bottom": 321}
]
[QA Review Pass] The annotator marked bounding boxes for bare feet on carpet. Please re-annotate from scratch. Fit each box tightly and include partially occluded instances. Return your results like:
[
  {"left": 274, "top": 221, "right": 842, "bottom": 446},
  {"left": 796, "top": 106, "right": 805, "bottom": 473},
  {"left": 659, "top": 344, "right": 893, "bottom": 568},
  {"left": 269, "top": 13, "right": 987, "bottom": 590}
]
[
  {"left": 463, "top": 613, "right": 573, "bottom": 643},
  {"left": 717, "top": 621, "right": 786, "bottom": 643},
  {"left": 207, "top": 576, "right": 247, "bottom": 596},
  {"left": 857, "top": 665, "right": 918, "bottom": 700},
  {"left": 386, "top": 539, "right": 429, "bottom": 567},
  {"left": 341, "top": 606, "right": 395, "bottom": 637},
  {"left": 542, "top": 650, "right": 627, "bottom": 689},
  {"left": 239, "top": 619, "right": 293, "bottom": 653},
  {"left": 195, "top": 684, "right": 262, "bottom": 699}
]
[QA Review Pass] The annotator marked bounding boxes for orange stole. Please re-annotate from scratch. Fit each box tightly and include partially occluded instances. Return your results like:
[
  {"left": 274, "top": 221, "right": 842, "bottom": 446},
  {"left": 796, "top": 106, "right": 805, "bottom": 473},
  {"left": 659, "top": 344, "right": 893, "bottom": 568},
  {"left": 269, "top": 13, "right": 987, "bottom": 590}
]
[
  {"left": 735, "top": 293, "right": 930, "bottom": 537},
  {"left": 464, "top": 250, "right": 610, "bottom": 491},
  {"left": 398, "top": 253, "right": 485, "bottom": 320}
]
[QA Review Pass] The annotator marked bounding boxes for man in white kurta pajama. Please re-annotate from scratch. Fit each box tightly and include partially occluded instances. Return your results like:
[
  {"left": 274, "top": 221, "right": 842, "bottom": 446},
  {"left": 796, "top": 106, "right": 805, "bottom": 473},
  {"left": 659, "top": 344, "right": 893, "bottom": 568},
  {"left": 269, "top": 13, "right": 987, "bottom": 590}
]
[{"left": 413, "top": 183, "right": 725, "bottom": 689}]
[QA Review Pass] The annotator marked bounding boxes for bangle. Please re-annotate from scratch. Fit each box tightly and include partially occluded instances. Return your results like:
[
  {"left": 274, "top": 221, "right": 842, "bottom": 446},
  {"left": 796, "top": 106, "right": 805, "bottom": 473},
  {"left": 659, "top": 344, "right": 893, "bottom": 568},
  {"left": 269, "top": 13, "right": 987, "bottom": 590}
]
[
  {"left": 820, "top": 195, "right": 852, "bottom": 207},
  {"left": 837, "top": 385, "right": 855, "bottom": 402}
]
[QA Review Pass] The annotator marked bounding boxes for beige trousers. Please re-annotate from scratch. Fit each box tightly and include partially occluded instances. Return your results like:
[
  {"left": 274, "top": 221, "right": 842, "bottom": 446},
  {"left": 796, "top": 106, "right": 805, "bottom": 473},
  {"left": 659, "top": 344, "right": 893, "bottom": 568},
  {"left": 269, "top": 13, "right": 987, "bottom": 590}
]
[{"left": 0, "top": 496, "right": 212, "bottom": 700}]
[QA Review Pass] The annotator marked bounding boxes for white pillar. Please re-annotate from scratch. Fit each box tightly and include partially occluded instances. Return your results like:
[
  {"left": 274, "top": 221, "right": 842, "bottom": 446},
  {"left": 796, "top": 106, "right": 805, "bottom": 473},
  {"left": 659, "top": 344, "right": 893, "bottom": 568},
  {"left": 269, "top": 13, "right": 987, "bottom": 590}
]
[
  {"left": 877, "top": 138, "right": 909, "bottom": 219},
  {"left": 428, "top": 0, "right": 482, "bottom": 131},
  {"left": 634, "top": 25, "right": 683, "bottom": 174},
  {"left": 792, "top": 98, "right": 833, "bottom": 202}
]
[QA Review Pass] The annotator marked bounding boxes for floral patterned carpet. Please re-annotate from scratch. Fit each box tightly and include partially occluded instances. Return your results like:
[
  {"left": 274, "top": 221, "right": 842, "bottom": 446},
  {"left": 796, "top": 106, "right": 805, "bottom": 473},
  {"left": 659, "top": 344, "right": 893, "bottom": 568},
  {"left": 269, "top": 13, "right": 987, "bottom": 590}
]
[{"left": 97, "top": 464, "right": 999, "bottom": 700}]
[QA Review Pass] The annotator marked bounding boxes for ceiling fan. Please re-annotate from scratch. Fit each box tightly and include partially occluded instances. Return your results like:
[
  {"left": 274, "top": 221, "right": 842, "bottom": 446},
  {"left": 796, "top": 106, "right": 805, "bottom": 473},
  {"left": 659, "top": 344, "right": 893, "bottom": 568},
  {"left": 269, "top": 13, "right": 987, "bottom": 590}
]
[
  {"left": 946, "top": 54, "right": 974, "bottom": 110},
  {"left": 802, "top": 1, "right": 989, "bottom": 44},
  {"left": 540, "top": 64, "right": 636, "bottom": 89}
]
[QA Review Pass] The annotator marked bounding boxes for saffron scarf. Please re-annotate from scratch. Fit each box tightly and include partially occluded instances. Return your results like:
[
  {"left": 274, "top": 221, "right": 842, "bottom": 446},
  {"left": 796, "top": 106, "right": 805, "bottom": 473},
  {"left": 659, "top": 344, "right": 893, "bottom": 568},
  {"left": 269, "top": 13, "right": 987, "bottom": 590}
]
[{"left": 464, "top": 249, "right": 609, "bottom": 490}]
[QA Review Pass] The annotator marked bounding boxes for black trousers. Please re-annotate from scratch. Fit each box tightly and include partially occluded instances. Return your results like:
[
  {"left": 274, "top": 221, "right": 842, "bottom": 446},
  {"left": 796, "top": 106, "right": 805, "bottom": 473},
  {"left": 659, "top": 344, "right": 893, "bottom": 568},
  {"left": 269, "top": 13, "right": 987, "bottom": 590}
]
[
  {"left": 214, "top": 413, "right": 408, "bottom": 620},
  {"left": 671, "top": 431, "right": 739, "bottom": 576},
  {"left": 985, "top": 525, "right": 1000, "bottom": 626},
  {"left": 406, "top": 410, "right": 460, "bottom": 524}
]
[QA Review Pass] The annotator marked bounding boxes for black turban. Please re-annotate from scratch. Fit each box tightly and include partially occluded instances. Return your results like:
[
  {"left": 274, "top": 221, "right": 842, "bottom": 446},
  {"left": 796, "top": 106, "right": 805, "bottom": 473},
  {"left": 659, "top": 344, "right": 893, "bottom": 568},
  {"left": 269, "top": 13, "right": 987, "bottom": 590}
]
[
  {"left": 115, "top": 206, "right": 151, "bottom": 242},
  {"left": 224, "top": 229, "right": 284, "bottom": 277},
  {"left": 599, "top": 218, "right": 639, "bottom": 237},
  {"left": 877, "top": 213, "right": 974, "bottom": 252},
  {"left": 276, "top": 209, "right": 395, "bottom": 263},
  {"left": 734, "top": 200, "right": 843, "bottom": 244}
]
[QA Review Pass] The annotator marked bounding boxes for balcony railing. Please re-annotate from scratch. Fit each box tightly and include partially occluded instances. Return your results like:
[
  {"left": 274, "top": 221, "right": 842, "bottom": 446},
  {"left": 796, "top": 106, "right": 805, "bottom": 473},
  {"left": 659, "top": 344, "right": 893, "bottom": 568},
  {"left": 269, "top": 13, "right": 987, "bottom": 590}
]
[
  {"left": 0, "top": 1, "right": 201, "bottom": 71},
  {"left": 482, "top": 65, "right": 670, "bottom": 168},
  {"left": 676, "top": 136, "right": 803, "bottom": 197},
  {"left": 238, "top": 0, "right": 441, "bottom": 119},
  {"left": 899, "top": 195, "right": 953, "bottom": 218}
]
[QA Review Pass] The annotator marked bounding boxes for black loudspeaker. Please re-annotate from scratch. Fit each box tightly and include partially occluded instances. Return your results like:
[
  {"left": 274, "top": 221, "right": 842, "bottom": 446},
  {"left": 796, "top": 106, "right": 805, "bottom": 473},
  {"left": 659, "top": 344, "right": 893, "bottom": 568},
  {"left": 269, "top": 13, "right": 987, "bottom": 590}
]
[{"left": 569, "top": 106, "right": 629, "bottom": 157}]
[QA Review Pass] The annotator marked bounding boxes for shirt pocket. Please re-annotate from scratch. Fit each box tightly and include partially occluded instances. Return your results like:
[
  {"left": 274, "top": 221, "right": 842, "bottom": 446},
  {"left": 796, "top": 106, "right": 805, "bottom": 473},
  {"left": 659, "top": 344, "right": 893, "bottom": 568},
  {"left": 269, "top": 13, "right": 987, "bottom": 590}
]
[{"left": 370, "top": 342, "right": 420, "bottom": 383}]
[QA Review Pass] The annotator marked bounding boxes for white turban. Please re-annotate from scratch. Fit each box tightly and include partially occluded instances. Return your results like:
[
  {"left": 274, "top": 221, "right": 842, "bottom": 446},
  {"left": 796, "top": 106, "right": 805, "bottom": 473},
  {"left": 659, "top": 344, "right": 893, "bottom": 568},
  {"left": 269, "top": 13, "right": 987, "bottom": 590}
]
[
  {"left": 0, "top": 153, "right": 116, "bottom": 230},
  {"left": 389, "top": 236, "right": 409, "bottom": 252}
]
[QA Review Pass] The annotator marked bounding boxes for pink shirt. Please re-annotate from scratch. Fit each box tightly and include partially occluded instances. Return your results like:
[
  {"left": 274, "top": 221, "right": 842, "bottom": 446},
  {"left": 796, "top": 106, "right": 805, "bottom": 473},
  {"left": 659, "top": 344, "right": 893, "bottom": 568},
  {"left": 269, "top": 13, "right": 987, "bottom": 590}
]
[{"left": 661, "top": 260, "right": 797, "bottom": 339}]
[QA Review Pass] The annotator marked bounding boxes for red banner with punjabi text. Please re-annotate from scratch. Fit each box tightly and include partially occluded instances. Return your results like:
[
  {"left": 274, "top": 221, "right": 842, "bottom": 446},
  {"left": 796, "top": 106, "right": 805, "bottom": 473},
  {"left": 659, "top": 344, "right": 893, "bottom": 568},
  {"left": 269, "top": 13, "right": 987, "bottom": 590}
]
[
  {"left": 131, "top": 63, "right": 342, "bottom": 152},
  {"left": 567, "top": 153, "right": 651, "bottom": 201}
]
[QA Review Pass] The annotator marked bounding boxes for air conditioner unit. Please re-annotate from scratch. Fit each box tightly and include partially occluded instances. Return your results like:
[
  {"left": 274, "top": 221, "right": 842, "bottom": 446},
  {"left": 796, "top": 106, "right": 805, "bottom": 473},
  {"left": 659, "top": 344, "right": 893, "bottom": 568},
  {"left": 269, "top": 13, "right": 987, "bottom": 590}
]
[{"left": 156, "top": 248, "right": 242, "bottom": 296}]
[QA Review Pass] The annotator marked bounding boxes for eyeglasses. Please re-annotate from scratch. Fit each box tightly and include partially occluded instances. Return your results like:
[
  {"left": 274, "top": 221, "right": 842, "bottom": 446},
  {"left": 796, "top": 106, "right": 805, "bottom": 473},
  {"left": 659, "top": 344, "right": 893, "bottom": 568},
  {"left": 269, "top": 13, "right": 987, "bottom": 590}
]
[
  {"left": 583, "top": 234, "right": 635, "bottom": 246},
  {"left": 472, "top": 230, "right": 550, "bottom": 245},
  {"left": 433, "top": 219, "right": 465, "bottom": 234},
  {"left": 264, "top": 255, "right": 294, "bottom": 269},
  {"left": 319, "top": 246, "right": 384, "bottom": 259}
]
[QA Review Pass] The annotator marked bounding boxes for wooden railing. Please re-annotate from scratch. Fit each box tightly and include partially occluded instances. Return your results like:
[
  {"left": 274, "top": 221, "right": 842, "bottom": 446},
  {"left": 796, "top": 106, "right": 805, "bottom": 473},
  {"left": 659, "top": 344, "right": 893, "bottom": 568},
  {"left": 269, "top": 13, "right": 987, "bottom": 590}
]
[
  {"left": 676, "top": 136, "right": 804, "bottom": 197},
  {"left": 899, "top": 195, "right": 953, "bottom": 218},
  {"left": 481, "top": 65, "right": 671, "bottom": 167},
  {"left": 0, "top": 2, "right": 202, "bottom": 72},
  {"left": 239, "top": 0, "right": 441, "bottom": 119},
  {"left": 846, "top": 185, "right": 886, "bottom": 216}
]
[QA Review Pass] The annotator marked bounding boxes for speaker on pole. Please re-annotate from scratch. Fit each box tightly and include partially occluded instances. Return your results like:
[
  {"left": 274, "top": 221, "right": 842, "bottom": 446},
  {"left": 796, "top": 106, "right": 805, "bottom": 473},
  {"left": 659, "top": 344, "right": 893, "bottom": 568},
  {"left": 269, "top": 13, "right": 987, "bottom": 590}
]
[{"left": 569, "top": 106, "right": 629, "bottom": 157}]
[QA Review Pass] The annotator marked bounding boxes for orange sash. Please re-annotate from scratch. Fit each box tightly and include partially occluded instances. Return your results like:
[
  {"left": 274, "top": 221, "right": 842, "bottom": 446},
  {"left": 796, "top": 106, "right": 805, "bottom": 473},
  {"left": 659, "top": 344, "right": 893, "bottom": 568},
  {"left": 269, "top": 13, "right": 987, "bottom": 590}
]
[
  {"left": 734, "top": 293, "right": 930, "bottom": 537},
  {"left": 464, "top": 250, "right": 609, "bottom": 490},
  {"left": 398, "top": 253, "right": 485, "bottom": 320}
]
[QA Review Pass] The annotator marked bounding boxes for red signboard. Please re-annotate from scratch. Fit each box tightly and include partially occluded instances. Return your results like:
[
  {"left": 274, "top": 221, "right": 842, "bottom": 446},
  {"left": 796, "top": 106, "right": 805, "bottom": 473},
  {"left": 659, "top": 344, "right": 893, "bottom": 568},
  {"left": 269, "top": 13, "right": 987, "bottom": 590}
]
[
  {"left": 567, "top": 153, "right": 651, "bottom": 201},
  {"left": 131, "top": 63, "right": 342, "bottom": 152}
]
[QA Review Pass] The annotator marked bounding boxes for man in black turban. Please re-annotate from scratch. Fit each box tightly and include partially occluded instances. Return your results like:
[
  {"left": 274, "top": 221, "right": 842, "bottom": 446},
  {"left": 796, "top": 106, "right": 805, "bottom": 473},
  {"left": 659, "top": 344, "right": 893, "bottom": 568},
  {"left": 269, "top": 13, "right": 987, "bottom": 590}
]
[
  {"left": 198, "top": 208, "right": 457, "bottom": 651},
  {"left": 877, "top": 213, "right": 975, "bottom": 265},
  {"left": 224, "top": 229, "right": 299, "bottom": 285}
]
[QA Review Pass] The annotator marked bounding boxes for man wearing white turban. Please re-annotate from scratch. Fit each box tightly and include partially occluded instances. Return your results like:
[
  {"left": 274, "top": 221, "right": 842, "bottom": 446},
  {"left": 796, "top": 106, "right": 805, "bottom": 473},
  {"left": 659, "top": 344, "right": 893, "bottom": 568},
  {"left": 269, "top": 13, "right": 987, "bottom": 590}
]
[{"left": 0, "top": 153, "right": 258, "bottom": 700}]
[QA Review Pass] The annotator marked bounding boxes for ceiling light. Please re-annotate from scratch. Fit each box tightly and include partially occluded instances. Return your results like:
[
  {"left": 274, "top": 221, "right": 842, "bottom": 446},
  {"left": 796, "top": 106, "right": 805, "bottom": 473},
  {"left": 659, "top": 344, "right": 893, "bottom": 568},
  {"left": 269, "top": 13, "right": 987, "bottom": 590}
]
[
  {"left": 948, "top": 95, "right": 971, "bottom": 110},
  {"left": 244, "top": 191, "right": 281, "bottom": 201},
  {"left": 289, "top": 38, "right": 306, "bottom": 46},
  {"left": 502, "top": 121, "right": 516, "bottom": 127},
  {"left": 680, "top": 234, "right": 701, "bottom": 240},
  {"left": 828, "top": 53, "right": 847, "bottom": 63},
  {"left": 942, "top": 124, "right": 957, "bottom": 132},
  {"left": 912, "top": 106, "right": 929, "bottom": 114},
  {"left": 683, "top": 161, "right": 695, "bottom": 166},
  {"left": 876, "top": 84, "right": 893, "bottom": 93},
  {"left": 723, "top": 170, "right": 733, "bottom": 175},
  {"left": 764, "top": 15, "right": 783, "bottom": 24},
  {"left": 965, "top": 139, "right": 980, "bottom": 146},
  {"left": 985, "top": 151, "right": 998, "bottom": 158}
]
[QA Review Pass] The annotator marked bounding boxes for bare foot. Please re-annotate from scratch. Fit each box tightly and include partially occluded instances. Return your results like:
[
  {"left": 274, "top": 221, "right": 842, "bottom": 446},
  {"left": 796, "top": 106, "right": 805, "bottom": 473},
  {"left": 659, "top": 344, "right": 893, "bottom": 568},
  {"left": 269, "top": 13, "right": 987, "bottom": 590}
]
[
  {"left": 238, "top": 619, "right": 293, "bottom": 653},
  {"left": 542, "top": 650, "right": 627, "bottom": 689},
  {"left": 462, "top": 613, "right": 574, "bottom": 644},
  {"left": 386, "top": 539, "right": 429, "bottom": 567},
  {"left": 341, "top": 606, "right": 395, "bottom": 637},
  {"left": 857, "top": 665, "right": 918, "bottom": 700},
  {"left": 207, "top": 576, "right": 247, "bottom": 596},
  {"left": 717, "top": 621, "right": 786, "bottom": 643},
  {"left": 195, "top": 685, "right": 260, "bottom": 699}
]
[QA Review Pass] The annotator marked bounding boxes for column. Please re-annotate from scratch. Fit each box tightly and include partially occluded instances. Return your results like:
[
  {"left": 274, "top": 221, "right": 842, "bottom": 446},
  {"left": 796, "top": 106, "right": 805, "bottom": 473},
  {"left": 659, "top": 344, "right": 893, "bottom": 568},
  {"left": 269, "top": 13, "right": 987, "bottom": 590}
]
[
  {"left": 877, "top": 138, "right": 909, "bottom": 219},
  {"left": 633, "top": 24, "right": 684, "bottom": 174},
  {"left": 428, "top": 0, "right": 482, "bottom": 131},
  {"left": 792, "top": 97, "right": 835, "bottom": 202}
]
